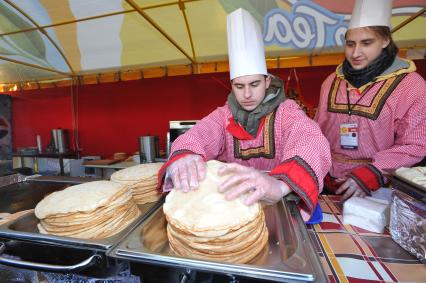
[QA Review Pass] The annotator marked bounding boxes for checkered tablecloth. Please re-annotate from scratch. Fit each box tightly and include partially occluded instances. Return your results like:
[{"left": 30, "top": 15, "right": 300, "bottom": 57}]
[{"left": 307, "top": 195, "right": 426, "bottom": 283}]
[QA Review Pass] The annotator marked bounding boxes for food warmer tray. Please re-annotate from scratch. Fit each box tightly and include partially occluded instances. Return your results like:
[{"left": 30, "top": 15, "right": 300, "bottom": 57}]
[
  {"left": 0, "top": 198, "right": 164, "bottom": 251},
  {"left": 108, "top": 200, "right": 327, "bottom": 282}
]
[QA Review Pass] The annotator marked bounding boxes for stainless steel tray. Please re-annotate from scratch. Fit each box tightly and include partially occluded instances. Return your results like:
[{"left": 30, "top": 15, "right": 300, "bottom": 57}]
[
  {"left": 388, "top": 169, "right": 426, "bottom": 192},
  {"left": 0, "top": 181, "right": 71, "bottom": 214},
  {"left": 385, "top": 170, "right": 426, "bottom": 203},
  {"left": 108, "top": 200, "right": 327, "bottom": 282},
  {"left": 0, "top": 199, "right": 163, "bottom": 251}
]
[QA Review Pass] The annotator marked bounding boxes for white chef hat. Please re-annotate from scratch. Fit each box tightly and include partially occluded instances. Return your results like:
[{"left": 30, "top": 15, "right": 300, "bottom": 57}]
[
  {"left": 348, "top": 0, "right": 393, "bottom": 29},
  {"left": 227, "top": 8, "right": 267, "bottom": 80}
]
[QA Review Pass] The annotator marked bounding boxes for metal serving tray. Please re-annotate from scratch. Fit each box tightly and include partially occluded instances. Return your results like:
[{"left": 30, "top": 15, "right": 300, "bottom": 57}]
[
  {"left": 0, "top": 199, "right": 163, "bottom": 251},
  {"left": 386, "top": 170, "right": 426, "bottom": 203},
  {"left": 0, "top": 175, "right": 101, "bottom": 214},
  {"left": 0, "top": 180, "right": 68, "bottom": 214},
  {"left": 108, "top": 200, "right": 327, "bottom": 282}
]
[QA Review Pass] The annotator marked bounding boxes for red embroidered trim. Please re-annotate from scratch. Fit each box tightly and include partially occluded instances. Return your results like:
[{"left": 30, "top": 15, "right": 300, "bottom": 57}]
[{"left": 270, "top": 157, "right": 318, "bottom": 214}]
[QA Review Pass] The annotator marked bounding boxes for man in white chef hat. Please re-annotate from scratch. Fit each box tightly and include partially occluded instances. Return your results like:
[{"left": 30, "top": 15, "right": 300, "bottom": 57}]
[
  {"left": 315, "top": 0, "right": 426, "bottom": 201},
  {"left": 159, "top": 8, "right": 331, "bottom": 221}
]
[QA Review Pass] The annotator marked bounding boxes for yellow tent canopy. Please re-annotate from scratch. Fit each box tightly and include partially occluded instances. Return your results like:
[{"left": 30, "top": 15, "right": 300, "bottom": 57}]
[{"left": 0, "top": 0, "right": 425, "bottom": 91}]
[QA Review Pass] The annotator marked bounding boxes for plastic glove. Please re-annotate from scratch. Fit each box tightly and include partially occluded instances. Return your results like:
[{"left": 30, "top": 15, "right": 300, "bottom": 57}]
[
  {"left": 217, "top": 163, "right": 290, "bottom": 205},
  {"left": 166, "top": 154, "right": 207, "bottom": 192},
  {"left": 335, "top": 177, "right": 367, "bottom": 201}
]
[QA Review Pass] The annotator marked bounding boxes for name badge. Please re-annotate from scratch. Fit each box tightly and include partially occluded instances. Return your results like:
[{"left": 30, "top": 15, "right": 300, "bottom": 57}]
[{"left": 340, "top": 123, "right": 358, "bottom": 149}]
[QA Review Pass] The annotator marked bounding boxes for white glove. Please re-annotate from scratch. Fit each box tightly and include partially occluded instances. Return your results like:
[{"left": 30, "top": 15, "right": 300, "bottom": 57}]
[
  {"left": 217, "top": 163, "right": 290, "bottom": 205},
  {"left": 336, "top": 177, "right": 367, "bottom": 201},
  {"left": 166, "top": 154, "right": 207, "bottom": 192}
]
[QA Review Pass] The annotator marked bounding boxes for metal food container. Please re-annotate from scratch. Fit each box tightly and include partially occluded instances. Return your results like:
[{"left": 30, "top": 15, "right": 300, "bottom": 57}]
[
  {"left": 108, "top": 199, "right": 327, "bottom": 282},
  {"left": 0, "top": 201, "right": 161, "bottom": 276},
  {"left": 0, "top": 200, "right": 162, "bottom": 251},
  {"left": 0, "top": 175, "right": 163, "bottom": 276}
]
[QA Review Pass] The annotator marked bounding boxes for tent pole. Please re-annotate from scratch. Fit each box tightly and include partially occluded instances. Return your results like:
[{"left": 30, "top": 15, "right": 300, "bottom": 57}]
[
  {"left": 3, "top": 0, "right": 75, "bottom": 76},
  {"left": 0, "top": 55, "right": 72, "bottom": 77},
  {"left": 178, "top": 0, "right": 197, "bottom": 63},
  {"left": 125, "top": 0, "right": 196, "bottom": 64},
  {"left": 391, "top": 7, "right": 426, "bottom": 33}
]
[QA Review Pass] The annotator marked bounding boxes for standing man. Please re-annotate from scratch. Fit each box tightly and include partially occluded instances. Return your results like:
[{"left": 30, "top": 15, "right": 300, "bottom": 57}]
[
  {"left": 315, "top": 0, "right": 426, "bottom": 201},
  {"left": 159, "top": 8, "right": 331, "bottom": 220}
]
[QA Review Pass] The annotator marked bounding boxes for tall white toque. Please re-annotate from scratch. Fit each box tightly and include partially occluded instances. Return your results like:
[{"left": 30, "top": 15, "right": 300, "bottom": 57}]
[
  {"left": 348, "top": 0, "right": 393, "bottom": 29},
  {"left": 227, "top": 8, "right": 267, "bottom": 80}
]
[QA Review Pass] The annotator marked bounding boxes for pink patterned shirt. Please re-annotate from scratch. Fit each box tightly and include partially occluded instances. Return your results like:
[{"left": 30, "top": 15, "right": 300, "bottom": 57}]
[
  {"left": 163, "top": 99, "right": 331, "bottom": 215},
  {"left": 315, "top": 68, "right": 426, "bottom": 182}
]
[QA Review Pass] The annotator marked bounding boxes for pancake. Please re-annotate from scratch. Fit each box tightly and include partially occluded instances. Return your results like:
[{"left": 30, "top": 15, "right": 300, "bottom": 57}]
[
  {"left": 163, "top": 160, "right": 268, "bottom": 263},
  {"left": 110, "top": 163, "right": 164, "bottom": 204},
  {"left": 35, "top": 181, "right": 125, "bottom": 219},
  {"left": 35, "top": 180, "right": 141, "bottom": 239},
  {"left": 111, "top": 163, "right": 163, "bottom": 182}
]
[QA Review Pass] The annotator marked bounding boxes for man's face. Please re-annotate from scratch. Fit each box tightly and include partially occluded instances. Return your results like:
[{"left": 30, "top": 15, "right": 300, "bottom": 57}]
[
  {"left": 231, "top": 74, "right": 271, "bottom": 111},
  {"left": 344, "top": 27, "right": 390, "bottom": 70}
]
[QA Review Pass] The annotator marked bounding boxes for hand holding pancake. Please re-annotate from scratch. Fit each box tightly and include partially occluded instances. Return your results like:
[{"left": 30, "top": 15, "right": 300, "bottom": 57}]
[
  {"left": 217, "top": 163, "right": 290, "bottom": 205},
  {"left": 167, "top": 154, "right": 207, "bottom": 192}
]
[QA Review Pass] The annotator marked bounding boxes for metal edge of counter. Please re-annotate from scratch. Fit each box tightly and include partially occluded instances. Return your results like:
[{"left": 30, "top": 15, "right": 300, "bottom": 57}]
[{"left": 288, "top": 201, "right": 328, "bottom": 283}]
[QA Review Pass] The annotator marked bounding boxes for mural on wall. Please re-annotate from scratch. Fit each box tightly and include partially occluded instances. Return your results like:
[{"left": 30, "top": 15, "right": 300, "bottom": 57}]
[
  {"left": 264, "top": 1, "right": 347, "bottom": 49},
  {"left": 220, "top": 0, "right": 426, "bottom": 50},
  {"left": 0, "top": 95, "right": 12, "bottom": 174}
]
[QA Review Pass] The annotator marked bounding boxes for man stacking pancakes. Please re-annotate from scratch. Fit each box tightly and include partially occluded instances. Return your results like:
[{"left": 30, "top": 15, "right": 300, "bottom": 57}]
[{"left": 159, "top": 8, "right": 331, "bottom": 263}]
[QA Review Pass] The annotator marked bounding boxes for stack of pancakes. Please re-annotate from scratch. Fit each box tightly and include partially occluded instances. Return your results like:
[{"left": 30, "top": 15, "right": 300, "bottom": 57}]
[
  {"left": 35, "top": 181, "right": 141, "bottom": 239},
  {"left": 163, "top": 160, "right": 268, "bottom": 263},
  {"left": 110, "top": 163, "right": 164, "bottom": 204}
]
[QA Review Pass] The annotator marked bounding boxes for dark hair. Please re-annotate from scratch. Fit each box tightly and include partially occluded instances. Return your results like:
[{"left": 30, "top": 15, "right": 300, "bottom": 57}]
[
  {"left": 346, "top": 26, "right": 399, "bottom": 56},
  {"left": 368, "top": 26, "right": 399, "bottom": 56}
]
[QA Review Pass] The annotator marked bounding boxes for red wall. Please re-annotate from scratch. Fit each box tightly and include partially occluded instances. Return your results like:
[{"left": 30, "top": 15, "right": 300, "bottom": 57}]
[{"left": 10, "top": 60, "right": 426, "bottom": 158}]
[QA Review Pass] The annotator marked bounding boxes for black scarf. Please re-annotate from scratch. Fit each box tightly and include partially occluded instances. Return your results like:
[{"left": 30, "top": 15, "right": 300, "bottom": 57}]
[
  {"left": 227, "top": 75, "right": 285, "bottom": 137},
  {"left": 342, "top": 49, "right": 396, "bottom": 88}
]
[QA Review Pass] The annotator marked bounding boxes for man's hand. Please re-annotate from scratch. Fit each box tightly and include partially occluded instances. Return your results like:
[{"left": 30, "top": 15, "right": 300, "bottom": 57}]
[
  {"left": 166, "top": 154, "right": 206, "bottom": 192},
  {"left": 217, "top": 163, "right": 290, "bottom": 205},
  {"left": 335, "top": 177, "right": 367, "bottom": 201}
]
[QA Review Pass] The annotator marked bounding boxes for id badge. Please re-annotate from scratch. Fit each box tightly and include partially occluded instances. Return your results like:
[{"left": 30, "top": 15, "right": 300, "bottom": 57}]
[{"left": 340, "top": 123, "right": 358, "bottom": 149}]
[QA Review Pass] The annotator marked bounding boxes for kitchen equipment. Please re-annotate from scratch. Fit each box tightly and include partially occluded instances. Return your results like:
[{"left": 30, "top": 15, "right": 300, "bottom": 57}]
[
  {"left": 138, "top": 136, "right": 159, "bottom": 163},
  {"left": 0, "top": 174, "right": 163, "bottom": 277},
  {"left": 0, "top": 201, "right": 160, "bottom": 251},
  {"left": 0, "top": 178, "right": 70, "bottom": 214},
  {"left": 166, "top": 121, "right": 198, "bottom": 156},
  {"left": 108, "top": 199, "right": 327, "bottom": 282},
  {"left": 69, "top": 156, "right": 102, "bottom": 178},
  {"left": 50, "top": 129, "right": 69, "bottom": 153}
]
